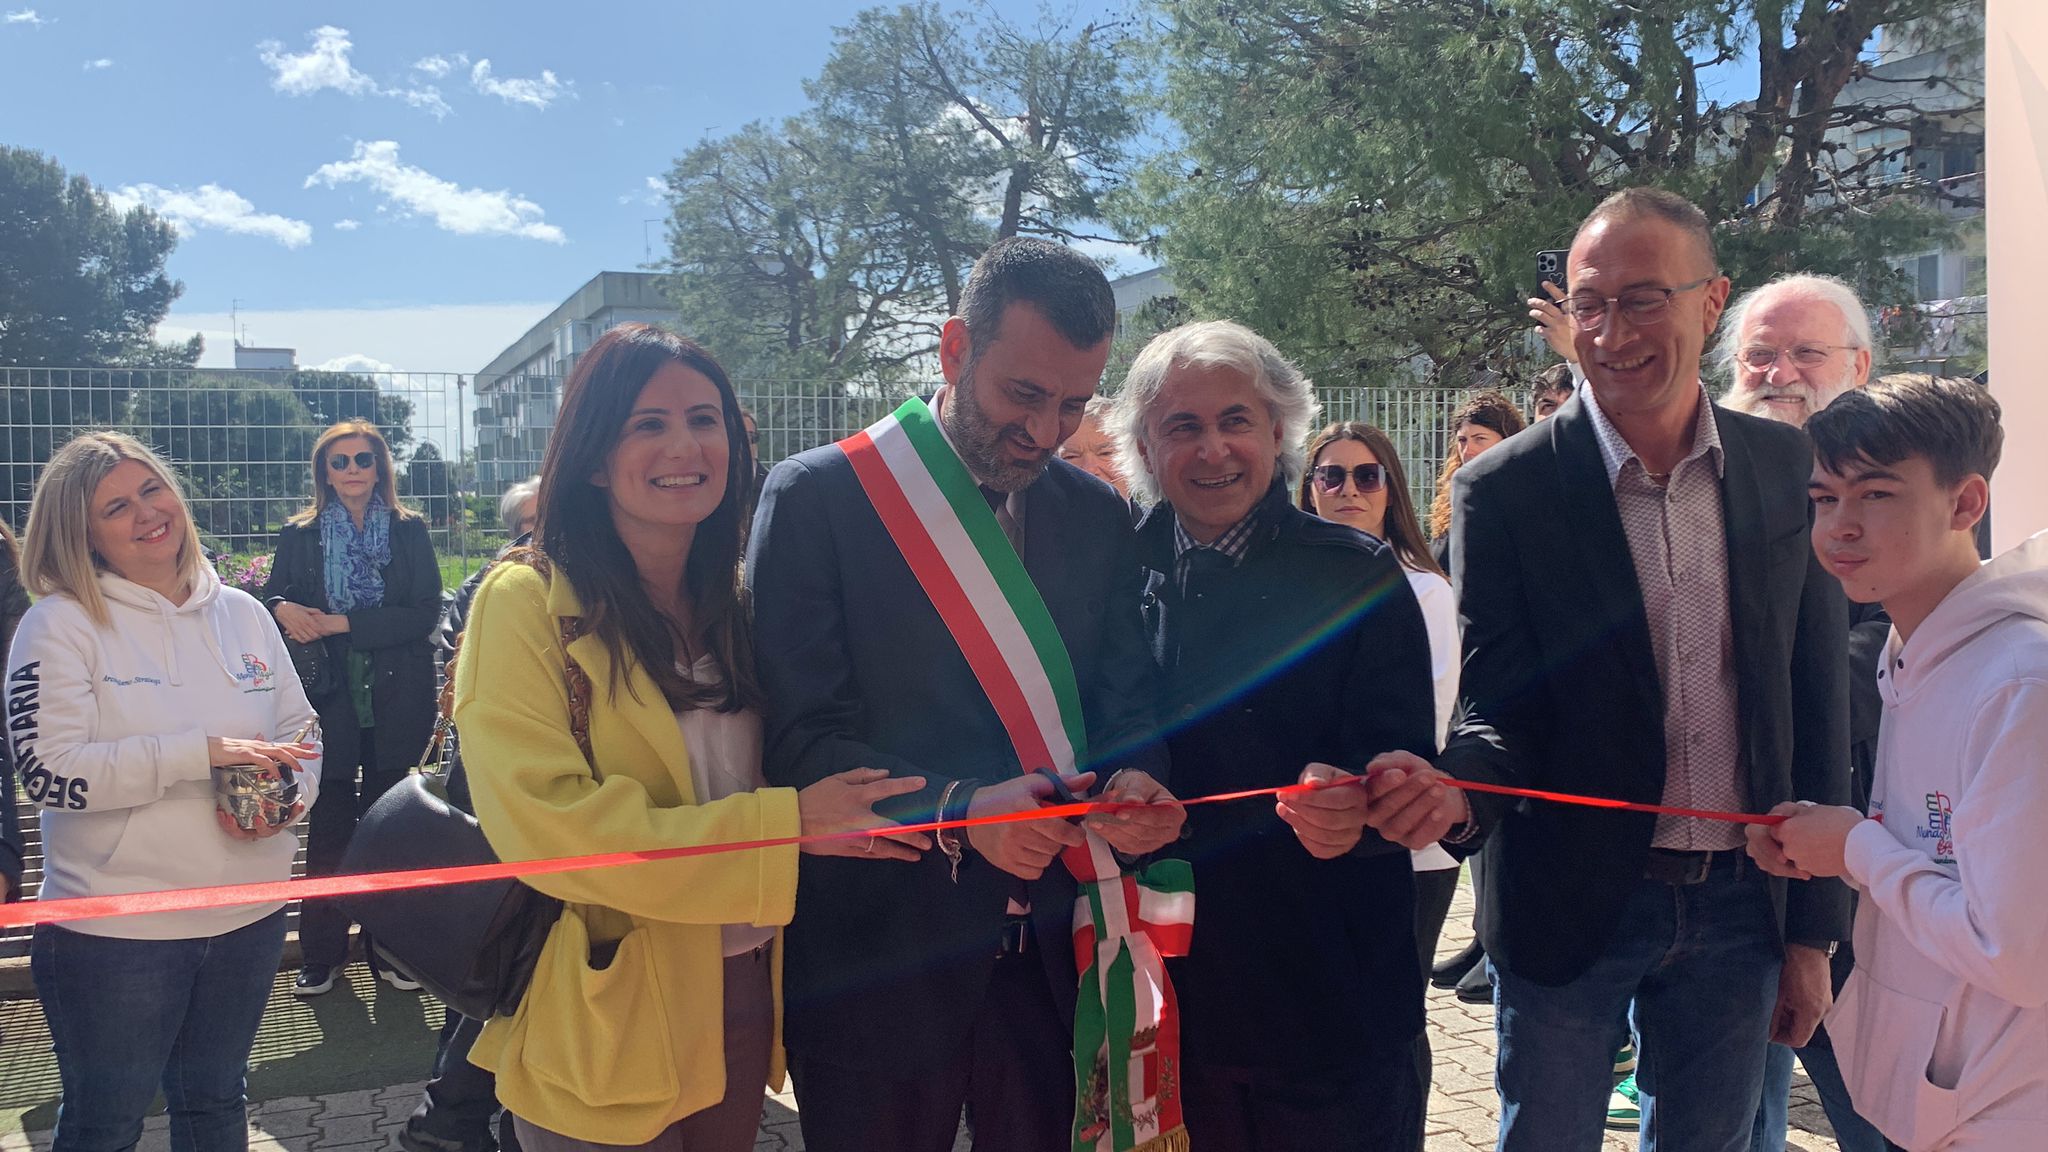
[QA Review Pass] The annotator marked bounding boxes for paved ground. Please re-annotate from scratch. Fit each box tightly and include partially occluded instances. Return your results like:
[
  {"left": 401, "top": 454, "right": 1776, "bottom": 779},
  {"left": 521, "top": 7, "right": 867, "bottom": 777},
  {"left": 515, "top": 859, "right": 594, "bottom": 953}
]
[{"left": 0, "top": 883, "right": 1847, "bottom": 1152}]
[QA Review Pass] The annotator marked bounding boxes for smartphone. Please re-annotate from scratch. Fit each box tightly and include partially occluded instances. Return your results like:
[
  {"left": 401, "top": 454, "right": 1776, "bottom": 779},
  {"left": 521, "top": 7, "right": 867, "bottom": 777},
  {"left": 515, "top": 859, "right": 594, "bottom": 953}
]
[{"left": 1536, "top": 249, "right": 1570, "bottom": 292}]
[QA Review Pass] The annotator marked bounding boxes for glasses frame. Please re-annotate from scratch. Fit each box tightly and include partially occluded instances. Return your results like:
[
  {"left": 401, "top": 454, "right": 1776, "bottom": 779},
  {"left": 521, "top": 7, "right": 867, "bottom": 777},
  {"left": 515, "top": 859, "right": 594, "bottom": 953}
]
[
  {"left": 1563, "top": 276, "right": 1714, "bottom": 329},
  {"left": 328, "top": 450, "right": 378, "bottom": 473},
  {"left": 1735, "top": 343, "right": 1859, "bottom": 371},
  {"left": 1311, "top": 463, "right": 1388, "bottom": 495}
]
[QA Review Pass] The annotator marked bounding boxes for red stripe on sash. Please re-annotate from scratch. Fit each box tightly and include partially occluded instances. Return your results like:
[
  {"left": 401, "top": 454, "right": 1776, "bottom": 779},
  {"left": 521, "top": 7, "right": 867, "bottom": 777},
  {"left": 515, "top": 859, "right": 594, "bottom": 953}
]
[{"left": 840, "top": 429, "right": 1057, "bottom": 773}]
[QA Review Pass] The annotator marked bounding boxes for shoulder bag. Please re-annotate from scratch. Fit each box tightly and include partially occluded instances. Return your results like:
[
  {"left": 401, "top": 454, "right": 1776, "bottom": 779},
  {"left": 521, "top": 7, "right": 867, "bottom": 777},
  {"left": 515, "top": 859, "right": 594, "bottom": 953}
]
[{"left": 338, "top": 611, "right": 596, "bottom": 1020}]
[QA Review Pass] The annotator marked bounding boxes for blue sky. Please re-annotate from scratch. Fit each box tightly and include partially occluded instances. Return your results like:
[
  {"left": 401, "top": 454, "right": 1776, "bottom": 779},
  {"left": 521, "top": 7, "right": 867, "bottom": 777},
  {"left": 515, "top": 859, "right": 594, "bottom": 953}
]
[
  {"left": 1, "top": 0, "right": 1104, "bottom": 373},
  {"left": 2, "top": 1, "right": 1762, "bottom": 377}
]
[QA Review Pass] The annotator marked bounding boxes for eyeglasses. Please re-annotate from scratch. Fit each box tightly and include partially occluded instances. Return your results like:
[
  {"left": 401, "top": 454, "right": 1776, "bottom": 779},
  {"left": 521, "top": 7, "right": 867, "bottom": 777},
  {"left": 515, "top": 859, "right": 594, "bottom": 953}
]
[
  {"left": 1311, "top": 463, "right": 1387, "bottom": 494},
  {"left": 1737, "top": 343, "right": 1857, "bottom": 370},
  {"left": 1562, "top": 277, "right": 1713, "bottom": 329},
  {"left": 328, "top": 451, "right": 377, "bottom": 473}
]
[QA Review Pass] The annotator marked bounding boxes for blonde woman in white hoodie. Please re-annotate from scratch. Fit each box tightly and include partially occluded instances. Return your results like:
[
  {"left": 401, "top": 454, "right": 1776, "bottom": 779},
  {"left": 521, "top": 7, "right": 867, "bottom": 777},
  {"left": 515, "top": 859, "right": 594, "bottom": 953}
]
[
  {"left": 10, "top": 432, "right": 322, "bottom": 1152},
  {"left": 1750, "top": 377, "right": 2047, "bottom": 1152}
]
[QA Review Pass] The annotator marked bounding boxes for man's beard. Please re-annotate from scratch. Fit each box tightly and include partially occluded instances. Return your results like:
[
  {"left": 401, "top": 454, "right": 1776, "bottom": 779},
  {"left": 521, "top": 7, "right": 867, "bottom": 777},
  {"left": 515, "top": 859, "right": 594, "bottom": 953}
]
[
  {"left": 1725, "top": 370, "right": 1859, "bottom": 427},
  {"left": 943, "top": 368, "right": 1048, "bottom": 493}
]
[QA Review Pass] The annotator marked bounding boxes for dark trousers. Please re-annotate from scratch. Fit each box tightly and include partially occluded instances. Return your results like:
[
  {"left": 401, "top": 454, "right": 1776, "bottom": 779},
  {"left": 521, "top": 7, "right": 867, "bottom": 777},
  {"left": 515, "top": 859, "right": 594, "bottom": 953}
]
[
  {"left": 1182, "top": 1037, "right": 1422, "bottom": 1152},
  {"left": 788, "top": 951, "right": 1072, "bottom": 1152},
  {"left": 410, "top": 1013, "right": 515, "bottom": 1152},
  {"left": 301, "top": 725, "right": 408, "bottom": 967},
  {"left": 32, "top": 910, "right": 287, "bottom": 1152}
]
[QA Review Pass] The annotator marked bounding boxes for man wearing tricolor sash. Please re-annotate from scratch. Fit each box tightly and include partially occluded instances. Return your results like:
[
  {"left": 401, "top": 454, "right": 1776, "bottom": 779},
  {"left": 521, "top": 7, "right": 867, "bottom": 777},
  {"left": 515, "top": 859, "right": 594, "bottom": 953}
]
[
  {"left": 1111, "top": 320, "right": 1468, "bottom": 1152},
  {"left": 748, "top": 238, "right": 1186, "bottom": 1152}
]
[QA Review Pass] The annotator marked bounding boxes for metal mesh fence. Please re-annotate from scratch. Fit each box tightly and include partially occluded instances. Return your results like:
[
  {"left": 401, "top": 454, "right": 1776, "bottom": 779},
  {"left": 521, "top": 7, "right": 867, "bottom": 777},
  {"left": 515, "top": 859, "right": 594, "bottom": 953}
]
[
  {"left": 0, "top": 365, "right": 1521, "bottom": 575},
  {"left": 0, "top": 366, "right": 1514, "bottom": 954}
]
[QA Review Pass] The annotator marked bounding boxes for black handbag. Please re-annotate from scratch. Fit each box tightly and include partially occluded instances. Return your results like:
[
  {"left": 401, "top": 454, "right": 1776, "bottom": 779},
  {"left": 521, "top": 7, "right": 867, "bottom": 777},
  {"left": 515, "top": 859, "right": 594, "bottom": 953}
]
[
  {"left": 283, "top": 634, "right": 336, "bottom": 699},
  {"left": 337, "top": 616, "right": 594, "bottom": 1020}
]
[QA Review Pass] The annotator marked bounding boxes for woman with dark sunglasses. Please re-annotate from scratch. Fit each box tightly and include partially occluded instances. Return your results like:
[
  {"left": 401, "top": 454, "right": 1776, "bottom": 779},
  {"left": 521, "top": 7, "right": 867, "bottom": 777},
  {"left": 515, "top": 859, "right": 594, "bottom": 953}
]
[
  {"left": 261, "top": 419, "right": 442, "bottom": 997},
  {"left": 1298, "top": 421, "right": 1460, "bottom": 1152}
]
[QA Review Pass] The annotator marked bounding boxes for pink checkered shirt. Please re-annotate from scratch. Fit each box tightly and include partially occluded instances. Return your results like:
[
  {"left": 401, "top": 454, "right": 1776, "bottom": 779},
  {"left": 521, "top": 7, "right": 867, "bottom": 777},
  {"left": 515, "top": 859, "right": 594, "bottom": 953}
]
[{"left": 1579, "top": 383, "right": 1748, "bottom": 851}]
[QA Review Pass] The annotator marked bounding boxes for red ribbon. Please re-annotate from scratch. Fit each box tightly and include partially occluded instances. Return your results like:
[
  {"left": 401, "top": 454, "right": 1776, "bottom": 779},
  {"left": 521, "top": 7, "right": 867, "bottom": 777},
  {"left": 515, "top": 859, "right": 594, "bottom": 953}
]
[{"left": 0, "top": 775, "right": 1783, "bottom": 930}]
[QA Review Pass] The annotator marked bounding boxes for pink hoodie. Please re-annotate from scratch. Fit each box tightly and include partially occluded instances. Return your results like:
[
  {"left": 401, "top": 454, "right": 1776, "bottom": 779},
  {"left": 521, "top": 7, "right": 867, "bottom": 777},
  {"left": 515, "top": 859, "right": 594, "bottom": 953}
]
[{"left": 1827, "top": 530, "right": 2048, "bottom": 1150}]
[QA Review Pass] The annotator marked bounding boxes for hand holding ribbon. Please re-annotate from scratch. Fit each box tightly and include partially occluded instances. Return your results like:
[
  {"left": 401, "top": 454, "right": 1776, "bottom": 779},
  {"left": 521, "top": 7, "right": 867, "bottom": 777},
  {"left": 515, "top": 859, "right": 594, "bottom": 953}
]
[
  {"left": 1083, "top": 770, "right": 1184, "bottom": 856},
  {"left": 966, "top": 770, "right": 1094, "bottom": 880},
  {"left": 1361, "top": 751, "right": 1474, "bottom": 851}
]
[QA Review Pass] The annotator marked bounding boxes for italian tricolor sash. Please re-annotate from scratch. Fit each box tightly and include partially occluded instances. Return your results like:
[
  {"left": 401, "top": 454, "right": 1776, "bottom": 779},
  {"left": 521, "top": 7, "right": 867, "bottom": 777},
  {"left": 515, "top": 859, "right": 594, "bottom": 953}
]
[{"left": 839, "top": 396, "right": 1192, "bottom": 1152}]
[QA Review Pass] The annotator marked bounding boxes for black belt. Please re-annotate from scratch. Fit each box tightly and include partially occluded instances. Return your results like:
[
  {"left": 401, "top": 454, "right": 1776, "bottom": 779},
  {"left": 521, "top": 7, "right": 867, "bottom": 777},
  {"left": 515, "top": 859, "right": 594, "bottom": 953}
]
[
  {"left": 998, "top": 915, "right": 1033, "bottom": 956},
  {"left": 1643, "top": 847, "right": 1748, "bottom": 885}
]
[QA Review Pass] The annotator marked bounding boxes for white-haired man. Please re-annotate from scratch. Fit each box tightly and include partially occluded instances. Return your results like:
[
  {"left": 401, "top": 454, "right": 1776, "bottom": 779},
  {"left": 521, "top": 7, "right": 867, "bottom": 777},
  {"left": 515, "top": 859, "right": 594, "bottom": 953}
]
[
  {"left": 1111, "top": 319, "right": 1462, "bottom": 1151},
  {"left": 1719, "top": 274, "right": 1873, "bottom": 427}
]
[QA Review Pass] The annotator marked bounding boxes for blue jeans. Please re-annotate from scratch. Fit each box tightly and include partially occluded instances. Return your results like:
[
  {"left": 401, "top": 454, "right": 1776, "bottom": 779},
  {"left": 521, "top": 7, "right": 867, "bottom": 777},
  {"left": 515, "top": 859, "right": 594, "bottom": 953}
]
[
  {"left": 1750, "top": 1033, "right": 1893, "bottom": 1152},
  {"left": 32, "top": 910, "right": 286, "bottom": 1152},
  {"left": 1494, "top": 857, "right": 1780, "bottom": 1152}
]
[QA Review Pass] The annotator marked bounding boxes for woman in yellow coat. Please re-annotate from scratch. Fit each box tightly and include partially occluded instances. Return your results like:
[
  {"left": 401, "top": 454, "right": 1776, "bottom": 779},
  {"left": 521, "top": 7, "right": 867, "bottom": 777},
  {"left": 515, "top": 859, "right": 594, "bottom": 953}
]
[{"left": 454, "top": 323, "right": 929, "bottom": 1151}]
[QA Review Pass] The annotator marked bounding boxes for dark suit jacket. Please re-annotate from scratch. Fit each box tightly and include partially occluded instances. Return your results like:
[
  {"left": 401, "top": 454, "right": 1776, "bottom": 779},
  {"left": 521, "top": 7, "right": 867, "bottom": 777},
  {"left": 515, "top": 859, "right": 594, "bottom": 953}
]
[
  {"left": 1437, "top": 391, "right": 1851, "bottom": 986},
  {"left": 261, "top": 516, "right": 441, "bottom": 770},
  {"left": 747, "top": 446, "right": 1167, "bottom": 1072},
  {"left": 1138, "top": 485, "right": 1438, "bottom": 1071}
]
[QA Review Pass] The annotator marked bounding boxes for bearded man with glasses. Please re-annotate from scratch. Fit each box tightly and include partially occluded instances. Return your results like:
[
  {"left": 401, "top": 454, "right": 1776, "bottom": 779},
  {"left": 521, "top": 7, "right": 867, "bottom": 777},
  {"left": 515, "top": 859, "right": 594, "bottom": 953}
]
[
  {"left": 1717, "top": 274, "right": 1875, "bottom": 428},
  {"left": 1371, "top": 188, "right": 1852, "bottom": 1152}
]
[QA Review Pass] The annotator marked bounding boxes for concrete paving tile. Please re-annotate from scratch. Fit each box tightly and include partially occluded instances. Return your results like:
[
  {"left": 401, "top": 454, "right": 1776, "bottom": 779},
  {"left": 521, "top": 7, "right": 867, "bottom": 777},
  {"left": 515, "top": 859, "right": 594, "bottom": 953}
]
[
  {"left": 251, "top": 1108, "right": 322, "bottom": 1140},
  {"left": 311, "top": 1090, "right": 380, "bottom": 1120},
  {"left": 308, "top": 1113, "right": 381, "bottom": 1148}
]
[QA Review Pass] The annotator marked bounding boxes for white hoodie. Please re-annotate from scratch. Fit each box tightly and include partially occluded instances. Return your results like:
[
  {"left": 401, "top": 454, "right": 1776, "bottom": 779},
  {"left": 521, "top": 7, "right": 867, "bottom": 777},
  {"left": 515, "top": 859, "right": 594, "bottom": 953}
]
[
  {"left": 1826, "top": 530, "right": 2048, "bottom": 1151},
  {"left": 5, "top": 566, "right": 322, "bottom": 940}
]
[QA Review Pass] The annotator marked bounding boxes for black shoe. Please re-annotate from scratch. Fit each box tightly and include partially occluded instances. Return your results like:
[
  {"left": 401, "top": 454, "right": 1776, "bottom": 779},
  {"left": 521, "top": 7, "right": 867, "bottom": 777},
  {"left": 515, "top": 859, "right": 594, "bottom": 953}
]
[
  {"left": 1455, "top": 958, "right": 1493, "bottom": 1005},
  {"left": 294, "top": 964, "right": 337, "bottom": 997},
  {"left": 1430, "top": 940, "right": 1483, "bottom": 989},
  {"left": 399, "top": 1118, "right": 492, "bottom": 1152}
]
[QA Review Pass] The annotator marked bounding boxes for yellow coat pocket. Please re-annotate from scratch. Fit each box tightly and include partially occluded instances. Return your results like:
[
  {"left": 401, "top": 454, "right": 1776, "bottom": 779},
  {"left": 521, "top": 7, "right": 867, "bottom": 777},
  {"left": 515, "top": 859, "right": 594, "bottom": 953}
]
[{"left": 516, "top": 908, "right": 679, "bottom": 1107}]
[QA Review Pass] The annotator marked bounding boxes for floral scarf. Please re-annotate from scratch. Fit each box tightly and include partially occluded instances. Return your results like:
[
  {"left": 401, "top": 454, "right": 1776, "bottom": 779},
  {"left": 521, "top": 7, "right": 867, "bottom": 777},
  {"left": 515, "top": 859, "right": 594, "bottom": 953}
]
[{"left": 320, "top": 491, "right": 391, "bottom": 615}]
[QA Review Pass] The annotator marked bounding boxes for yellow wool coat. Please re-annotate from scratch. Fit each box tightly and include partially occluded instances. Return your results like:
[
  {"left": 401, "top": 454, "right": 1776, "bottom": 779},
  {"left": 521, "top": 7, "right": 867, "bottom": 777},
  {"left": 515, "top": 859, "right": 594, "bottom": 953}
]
[{"left": 452, "top": 562, "right": 801, "bottom": 1143}]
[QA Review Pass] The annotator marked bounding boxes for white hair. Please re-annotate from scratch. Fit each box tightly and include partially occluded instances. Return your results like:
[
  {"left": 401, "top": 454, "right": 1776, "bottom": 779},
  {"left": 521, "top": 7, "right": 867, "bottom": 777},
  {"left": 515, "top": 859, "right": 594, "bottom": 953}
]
[
  {"left": 498, "top": 476, "right": 540, "bottom": 531},
  {"left": 1109, "top": 319, "right": 1322, "bottom": 505},
  {"left": 1714, "top": 273, "right": 1872, "bottom": 382}
]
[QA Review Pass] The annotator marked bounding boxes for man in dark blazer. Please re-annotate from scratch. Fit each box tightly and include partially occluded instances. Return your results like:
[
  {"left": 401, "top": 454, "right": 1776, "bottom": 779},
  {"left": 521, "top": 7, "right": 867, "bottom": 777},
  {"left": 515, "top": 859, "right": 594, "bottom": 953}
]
[
  {"left": 1113, "top": 319, "right": 1450, "bottom": 1151},
  {"left": 1411, "top": 190, "right": 1851, "bottom": 1152},
  {"left": 747, "top": 238, "right": 1182, "bottom": 1152}
]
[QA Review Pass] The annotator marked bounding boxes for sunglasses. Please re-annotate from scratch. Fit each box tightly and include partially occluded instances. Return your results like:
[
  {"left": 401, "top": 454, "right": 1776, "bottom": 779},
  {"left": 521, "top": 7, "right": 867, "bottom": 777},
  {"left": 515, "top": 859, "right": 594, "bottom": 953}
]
[
  {"left": 1311, "top": 463, "right": 1386, "bottom": 494},
  {"left": 328, "top": 451, "right": 377, "bottom": 473}
]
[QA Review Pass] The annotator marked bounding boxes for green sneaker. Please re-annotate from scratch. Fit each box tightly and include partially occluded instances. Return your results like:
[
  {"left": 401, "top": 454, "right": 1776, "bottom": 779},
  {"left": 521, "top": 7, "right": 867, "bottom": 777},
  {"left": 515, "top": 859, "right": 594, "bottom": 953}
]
[{"left": 1606, "top": 1074, "right": 1640, "bottom": 1130}]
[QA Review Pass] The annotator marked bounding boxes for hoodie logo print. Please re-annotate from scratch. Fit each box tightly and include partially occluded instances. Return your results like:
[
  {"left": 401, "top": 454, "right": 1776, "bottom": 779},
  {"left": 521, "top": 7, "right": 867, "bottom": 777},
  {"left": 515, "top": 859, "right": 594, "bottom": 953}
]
[
  {"left": 1921, "top": 791, "right": 1955, "bottom": 863},
  {"left": 8, "top": 662, "right": 88, "bottom": 810},
  {"left": 235, "top": 653, "right": 275, "bottom": 692}
]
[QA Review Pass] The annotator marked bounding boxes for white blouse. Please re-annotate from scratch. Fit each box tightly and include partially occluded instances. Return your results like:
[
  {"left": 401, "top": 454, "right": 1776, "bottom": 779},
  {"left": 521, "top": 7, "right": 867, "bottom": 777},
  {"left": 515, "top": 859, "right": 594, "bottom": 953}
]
[{"left": 673, "top": 655, "right": 777, "bottom": 956}]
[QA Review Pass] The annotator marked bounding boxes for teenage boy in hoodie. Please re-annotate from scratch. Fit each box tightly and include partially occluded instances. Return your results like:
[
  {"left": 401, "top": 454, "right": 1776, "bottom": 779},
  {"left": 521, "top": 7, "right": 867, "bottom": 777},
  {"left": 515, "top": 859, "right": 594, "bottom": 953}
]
[{"left": 1748, "top": 374, "right": 2048, "bottom": 1151}]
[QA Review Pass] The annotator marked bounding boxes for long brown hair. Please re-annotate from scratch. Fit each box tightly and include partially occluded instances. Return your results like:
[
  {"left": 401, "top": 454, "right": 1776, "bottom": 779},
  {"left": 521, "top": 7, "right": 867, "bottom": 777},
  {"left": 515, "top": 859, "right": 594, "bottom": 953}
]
[
  {"left": 1427, "top": 391, "right": 1526, "bottom": 539},
  {"left": 287, "top": 419, "right": 418, "bottom": 526},
  {"left": 525, "top": 323, "right": 757, "bottom": 713},
  {"left": 1298, "top": 422, "right": 1440, "bottom": 578}
]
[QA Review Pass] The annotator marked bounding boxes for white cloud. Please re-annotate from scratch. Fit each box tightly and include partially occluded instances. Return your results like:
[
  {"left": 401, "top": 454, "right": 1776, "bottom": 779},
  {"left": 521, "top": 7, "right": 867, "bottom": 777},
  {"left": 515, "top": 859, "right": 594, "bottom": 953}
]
[
  {"left": 258, "top": 27, "right": 450, "bottom": 117},
  {"left": 411, "top": 54, "right": 457, "bottom": 78},
  {"left": 82, "top": 58, "right": 112, "bottom": 71},
  {"left": 332, "top": 218, "right": 361, "bottom": 231},
  {"left": 4, "top": 9, "right": 45, "bottom": 26},
  {"left": 258, "top": 25, "right": 377, "bottom": 97},
  {"left": 305, "top": 140, "right": 566, "bottom": 244},
  {"left": 392, "top": 85, "right": 451, "bottom": 119},
  {"left": 312, "top": 352, "right": 397, "bottom": 374},
  {"left": 470, "top": 59, "right": 567, "bottom": 110},
  {"left": 618, "top": 175, "right": 665, "bottom": 206},
  {"left": 106, "top": 183, "right": 314, "bottom": 249}
]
